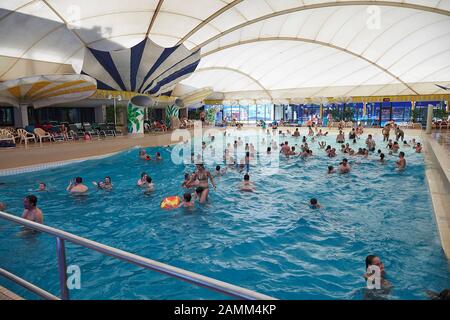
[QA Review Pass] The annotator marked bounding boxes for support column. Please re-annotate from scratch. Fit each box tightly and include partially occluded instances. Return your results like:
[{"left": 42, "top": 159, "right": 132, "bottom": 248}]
[
  {"left": 426, "top": 104, "right": 433, "bottom": 134},
  {"left": 95, "top": 105, "right": 106, "bottom": 123},
  {"left": 18, "top": 104, "right": 29, "bottom": 127}
]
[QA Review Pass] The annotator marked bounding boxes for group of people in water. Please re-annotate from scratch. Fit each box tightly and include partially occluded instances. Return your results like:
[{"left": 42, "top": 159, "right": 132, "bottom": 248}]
[{"left": 2, "top": 122, "right": 443, "bottom": 299}]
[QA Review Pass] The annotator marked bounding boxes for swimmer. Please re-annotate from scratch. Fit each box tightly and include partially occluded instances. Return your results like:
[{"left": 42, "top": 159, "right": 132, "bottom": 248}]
[
  {"left": 182, "top": 192, "right": 194, "bottom": 208},
  {"left": 328, "top": 148, "right": 337, "bottom": 158},
  {"left": 293, "top": 128, "right": 300, "bottom": 137},
  {"left": 336, "top": 130, "right": 345, "bottom": 144},
  {"left": 403, "top": 140, "right": 410, "bottom": 147},
  {"left": 155, "top": 152, "right": 162, "bottom": 161},
  {"left": 386, "top": 139, "right": 393, "bottom": 150},
  {"left": 309, "top": 198, "right": 321, "bottom": 209},
  {"left": 143, "top": 175, "right": 154, "bottom": 193},
  {"left": 266, "top": 147, "right": 272, "bottom": 154},
  {"left": 364, "top": 255, "right": 391, "bottom": 290},
  {"left": 379, "top": 153, "right": 385, "bottom": 163},
  {"left": 139, "top": 148, "right": 151, "bottom": 160},
  {"left": 187, "top": 164, "right": 216, "bottom": 203},
  {"left": 425, "top": 289, "right": 450, "bottom": 300},
  {"left": 327, "top": 165, "right": 336, "bottom": 174},
  {"left": 240, "top": 173, "right": 255, "bottom": 192},
  {"left": 318, "top": 141, "right": 326, "bottom": 149},
  {"left": 214, "top": 165, "right": 227, "bottom": 177},
  {"left": 415, "top": 142, "right": 422, "bottom": 153},
  {"left": 37, "top": 182, "right": 47, "bottom": 192},
  {"left": 396, "top": 151, "right": 406, "bottom": 169},
  {"left": 365, "top": 134, "right": 376, "bottom": 152},
  {"left": 93, "top": 176, "right": 113, "bottom": 190},
  {"left": 339, "top": 158, "right": 351, "bottom": 173},
  {"left": 137, "top": 172, "right": 148, "bottom": 187},
  {"left": 392, "top": 141, "right": 400, "bottom": 153},
  {"left": 67, "top": 177, "right": 88, "bottom": 194},
  {"left": 21, "top": 195, "right": 43, "bottom": 224},
  {"left": 182, "top": 173, "right": 191, "bottom": 188}
]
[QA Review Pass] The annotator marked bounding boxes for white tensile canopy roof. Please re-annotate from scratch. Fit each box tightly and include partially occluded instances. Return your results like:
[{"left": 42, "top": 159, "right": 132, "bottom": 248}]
[{"left": 0, "top": 0, "right": 449, "bottom": 100}]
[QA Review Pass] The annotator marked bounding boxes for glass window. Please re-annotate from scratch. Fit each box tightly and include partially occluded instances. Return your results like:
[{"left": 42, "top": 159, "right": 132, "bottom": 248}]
[
  {"left": 0, "top": 106, "right": 14, "bottom": 126},
  {"left": 248, "top": 104, "right": 257, "bottom": 123},
  {"left": 274, "top": 105, "right": 283, "bottom": 121},
  {"left": 239, "top": 105, "right": 249, "bottom": 123}
]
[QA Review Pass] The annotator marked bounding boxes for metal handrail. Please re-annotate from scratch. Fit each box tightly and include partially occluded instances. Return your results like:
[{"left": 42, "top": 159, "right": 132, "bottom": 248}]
[
  {"left": 0, "top": 268, "right": 59, "bottom": 300},
  {"left": 0, "top": 210, "right": 276, "bottom": 300}
]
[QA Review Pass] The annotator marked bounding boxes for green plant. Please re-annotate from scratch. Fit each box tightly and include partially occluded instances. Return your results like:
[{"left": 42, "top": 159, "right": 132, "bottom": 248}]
[
  {"left": 127, "top": 105, "right": 144, "bottom": 132},
  {"left": 329, "top": 109, "right": 341, "bottom": 121},
  {"left": 411, "top": 109, "right": 420, "bottom": 123},
  {"left": 433, "top": 108, "right": 448, "bottom": 120},
  {"left": 342, "top": 106, "right": 354, "bottom": 121}
]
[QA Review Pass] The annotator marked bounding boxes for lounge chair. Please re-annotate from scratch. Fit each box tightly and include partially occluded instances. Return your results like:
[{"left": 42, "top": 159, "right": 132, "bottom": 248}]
[
  {"left": 106, "top": 123, "right": 122, "bottom": 136},
  {"left": 34, "top": 128, "right": 54, "bottom": 144},
  {"left": 17, "top": 128, "right": 37, "bottom": 146},
  {"left": 69, "top": 124, "right": 84, "bottom": 139},
  {"left": 0, "top": 129, "right": 15, "bottom": 144},
  {"left": 83, "top": 123, "right": 99, "bottom": 138},
  {"left": 98, "top": 123, "right": 115, "bottom": 136}
]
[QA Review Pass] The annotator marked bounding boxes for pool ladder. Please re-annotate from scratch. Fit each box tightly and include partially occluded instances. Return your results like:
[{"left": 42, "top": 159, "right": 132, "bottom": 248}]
[{"left": 0, "top": 210, "right": 276, "bottom": 300}]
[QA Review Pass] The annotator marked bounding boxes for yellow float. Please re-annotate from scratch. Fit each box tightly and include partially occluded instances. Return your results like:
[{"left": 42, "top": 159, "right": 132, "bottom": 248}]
[{"left": 160, "top": 196, "right": 181, "bottom": 210}]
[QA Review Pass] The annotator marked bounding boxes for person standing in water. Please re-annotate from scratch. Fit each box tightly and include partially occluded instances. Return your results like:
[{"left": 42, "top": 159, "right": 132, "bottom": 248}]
[
  {"left": 22, "top": 195, "right": 43, "bottom": 224},
  {"left": 186, "top": 164, "right": 216, "bottom": 203},
  {"left": 67, "top": 177, "right": 88, "bottom": 194},
  {"left": 396, "top": 151, "right": 406, "bottom": 169},
  {"left": 240, "top": 174, "right": 255, "bottom": 192}
]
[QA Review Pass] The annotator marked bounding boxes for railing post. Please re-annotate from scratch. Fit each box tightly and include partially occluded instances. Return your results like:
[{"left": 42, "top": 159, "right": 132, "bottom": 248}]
[{"left": 56, "top": 237, "right": 69, "bottom": 300}]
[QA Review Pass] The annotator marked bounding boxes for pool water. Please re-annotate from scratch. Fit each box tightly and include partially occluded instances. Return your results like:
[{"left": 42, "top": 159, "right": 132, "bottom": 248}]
[{"left": 0, "top": 130, "right": 449, "bottom": 300}]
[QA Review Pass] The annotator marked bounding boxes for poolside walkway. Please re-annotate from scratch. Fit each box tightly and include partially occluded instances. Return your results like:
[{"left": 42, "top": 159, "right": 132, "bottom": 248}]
[
  {"left": 423, "top": 130, "right": 450, "bottom": 262},
  {"left": 0, "top": 131, "right": 181, "bottom": 171},
  {"left": 0, "top": 285, "right": 23, "bottom": 300}
]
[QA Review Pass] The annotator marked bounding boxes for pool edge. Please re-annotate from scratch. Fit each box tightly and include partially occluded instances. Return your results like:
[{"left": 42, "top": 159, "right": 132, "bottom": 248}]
[{"left": 0, "top": 148, "right": 135, "bottom": 177}]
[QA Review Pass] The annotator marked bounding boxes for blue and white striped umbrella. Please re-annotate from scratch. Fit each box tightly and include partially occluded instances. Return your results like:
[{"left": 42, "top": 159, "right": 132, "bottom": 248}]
[{"left": 82, "top": 38, "right": 200, "bottom": 96}]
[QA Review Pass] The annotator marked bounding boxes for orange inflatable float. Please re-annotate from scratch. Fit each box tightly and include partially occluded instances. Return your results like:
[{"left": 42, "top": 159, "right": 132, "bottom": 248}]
[{"left": 160, "top": 196, "right": 181, "bottom": 210}]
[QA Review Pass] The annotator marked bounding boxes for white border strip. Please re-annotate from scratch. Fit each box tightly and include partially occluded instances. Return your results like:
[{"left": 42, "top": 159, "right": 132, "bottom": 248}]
[{"left": 0, "top": 147, "right": 141, "bottom": 177}]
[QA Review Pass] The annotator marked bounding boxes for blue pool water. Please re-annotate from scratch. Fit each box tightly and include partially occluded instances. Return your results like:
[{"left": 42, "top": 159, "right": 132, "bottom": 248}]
[{"left": 0, "top": 131, "right": 449, "bottom": 300}]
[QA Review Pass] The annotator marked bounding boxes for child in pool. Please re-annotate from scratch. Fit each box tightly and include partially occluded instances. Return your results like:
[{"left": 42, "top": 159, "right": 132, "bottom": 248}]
[
  {"left": 309, "top": 198, "right": 321, "bottom": 209},
  {"left": 182, "top": 192, "right": 194, "bottom": 208}
]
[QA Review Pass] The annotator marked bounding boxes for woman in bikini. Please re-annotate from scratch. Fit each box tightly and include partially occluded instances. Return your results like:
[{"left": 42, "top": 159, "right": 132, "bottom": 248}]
[{"left": 186, "top": 164, "right": 217, "bottom": 203}]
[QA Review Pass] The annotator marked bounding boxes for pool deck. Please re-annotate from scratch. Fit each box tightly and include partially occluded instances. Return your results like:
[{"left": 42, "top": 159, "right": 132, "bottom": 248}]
[
  {"left": 0, "top": 285, "right": 23, "bottom": 300},
  {"left": 422, "top": 131, "right": 450, "bottom": 261},
  {"left": 0, "top": 131, "right": 183, "bottom": 171}
]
